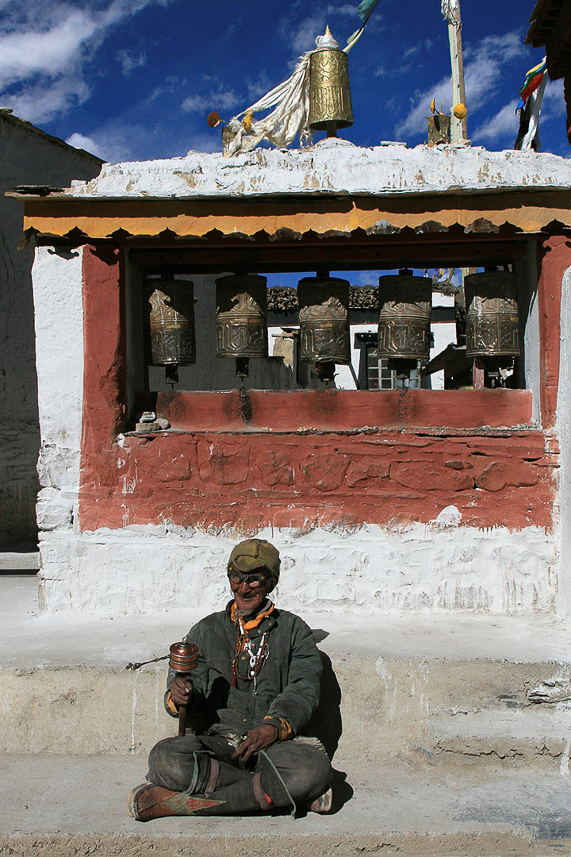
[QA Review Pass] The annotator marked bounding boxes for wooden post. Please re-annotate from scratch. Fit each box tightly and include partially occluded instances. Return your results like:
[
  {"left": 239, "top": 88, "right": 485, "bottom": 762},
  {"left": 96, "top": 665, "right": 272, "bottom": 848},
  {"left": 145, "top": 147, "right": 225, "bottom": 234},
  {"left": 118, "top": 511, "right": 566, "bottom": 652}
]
[{"left": 443, "top": 0, "right": 468, "bottom": 142}]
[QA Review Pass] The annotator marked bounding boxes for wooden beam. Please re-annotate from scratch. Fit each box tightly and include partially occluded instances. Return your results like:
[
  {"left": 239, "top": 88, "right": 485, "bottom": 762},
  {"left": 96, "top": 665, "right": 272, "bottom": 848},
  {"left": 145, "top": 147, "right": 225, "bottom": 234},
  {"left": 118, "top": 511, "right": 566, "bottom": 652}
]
[{"left": 128, "top": 239, "right": 530, "bottom": 273}]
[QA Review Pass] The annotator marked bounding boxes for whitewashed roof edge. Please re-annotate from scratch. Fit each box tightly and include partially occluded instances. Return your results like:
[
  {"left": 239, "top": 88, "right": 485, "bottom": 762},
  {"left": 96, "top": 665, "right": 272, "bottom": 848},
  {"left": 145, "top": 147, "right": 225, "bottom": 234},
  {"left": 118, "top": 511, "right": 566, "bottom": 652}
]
[{"left": 65, "top": 139, "right": 571, "bottom": 200}]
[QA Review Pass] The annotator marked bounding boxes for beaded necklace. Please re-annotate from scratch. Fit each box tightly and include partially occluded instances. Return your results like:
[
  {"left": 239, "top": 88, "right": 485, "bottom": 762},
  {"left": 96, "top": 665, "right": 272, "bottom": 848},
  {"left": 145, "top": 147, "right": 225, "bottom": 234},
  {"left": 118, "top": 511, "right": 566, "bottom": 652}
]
[{"left": 232, "top": 614, "right": 270, "bottom": 693}]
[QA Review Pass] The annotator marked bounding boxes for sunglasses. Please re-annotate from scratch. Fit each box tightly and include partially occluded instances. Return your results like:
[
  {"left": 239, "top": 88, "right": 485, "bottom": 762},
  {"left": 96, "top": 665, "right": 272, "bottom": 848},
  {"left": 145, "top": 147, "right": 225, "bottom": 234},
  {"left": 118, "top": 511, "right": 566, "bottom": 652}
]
[{"left": 228, "top": 567, "right": 268, "bottom": 588}]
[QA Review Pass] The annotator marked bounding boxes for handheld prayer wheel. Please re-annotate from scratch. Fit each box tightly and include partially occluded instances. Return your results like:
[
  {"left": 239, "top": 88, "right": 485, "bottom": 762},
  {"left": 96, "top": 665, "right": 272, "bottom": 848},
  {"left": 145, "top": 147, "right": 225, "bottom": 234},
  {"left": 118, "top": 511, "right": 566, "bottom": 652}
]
[
  {"left": 215, "top": 274, "right": 268, "bottom": 359},
  {"left": 169, "top": 641, "right": 199, "bottom": 737},
  {"left": 377, "top": 273, "right": 432, "bottom": 362},
  {"left": 464, "top": 272, "right": 520, "bottom": 359},
  {"left": 298, "top": 276, "right": 351, "bottom": 365},
  {"left": 309, "top": 27, "right": 353, "bottom": 133},
  {"left": 146, "top": 278, "right": 196, "bottom": 366}
]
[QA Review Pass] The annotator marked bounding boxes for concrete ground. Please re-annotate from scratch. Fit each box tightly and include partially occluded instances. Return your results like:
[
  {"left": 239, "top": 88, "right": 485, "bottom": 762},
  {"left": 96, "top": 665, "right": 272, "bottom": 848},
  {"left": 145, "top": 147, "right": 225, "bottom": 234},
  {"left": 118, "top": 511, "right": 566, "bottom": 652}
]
[
  {"left": 2, "top": 575, "right": 571, "bottom": 856},
  {"left": 2, "top": 754, "right": 571, "bottom": 856}
]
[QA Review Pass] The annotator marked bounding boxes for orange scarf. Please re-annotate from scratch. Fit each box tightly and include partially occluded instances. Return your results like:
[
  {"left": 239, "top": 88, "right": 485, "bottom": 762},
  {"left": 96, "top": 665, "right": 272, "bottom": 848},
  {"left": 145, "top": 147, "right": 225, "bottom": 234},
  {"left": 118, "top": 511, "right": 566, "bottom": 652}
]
[{"left": 231, "top": 600, "right": 274, "bottom": 632}]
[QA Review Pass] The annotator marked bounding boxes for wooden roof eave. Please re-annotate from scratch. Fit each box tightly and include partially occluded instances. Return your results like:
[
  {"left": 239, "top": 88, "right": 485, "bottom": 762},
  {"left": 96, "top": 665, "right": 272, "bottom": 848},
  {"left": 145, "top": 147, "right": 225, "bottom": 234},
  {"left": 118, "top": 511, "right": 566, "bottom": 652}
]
[{"left": 11, "top": 187, "right": 571, "bottom": 241}]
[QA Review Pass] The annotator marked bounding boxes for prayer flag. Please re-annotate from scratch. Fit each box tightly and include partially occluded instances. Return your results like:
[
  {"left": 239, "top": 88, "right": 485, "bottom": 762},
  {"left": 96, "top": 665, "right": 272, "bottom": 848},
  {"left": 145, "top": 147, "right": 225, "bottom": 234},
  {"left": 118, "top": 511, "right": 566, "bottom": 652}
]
[
  {"left": 346, "top": 0, "right": 381, "bottom": 52},
  {"left": 517, "top": 58, "right": 547, "bottom": 111},
  {"left": 357, "top": 0, "right": 381, "bottom": 23}
]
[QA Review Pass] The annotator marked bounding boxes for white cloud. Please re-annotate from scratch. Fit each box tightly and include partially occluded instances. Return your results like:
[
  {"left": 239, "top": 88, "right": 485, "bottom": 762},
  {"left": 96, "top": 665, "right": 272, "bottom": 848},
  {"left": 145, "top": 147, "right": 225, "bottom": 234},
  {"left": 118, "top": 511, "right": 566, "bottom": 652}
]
[
  {"left": 543, "top": 77, "right": 566, "bottom": 118},
  {"left": 0, "top": 10, "right": 98, "bottom": 86},
  {"left": 116, "top": 48, "right": 147, "bottom": 76},
  {"left": 280, "top": 3, "right": 379, "bottom": 55},
  {"left": 181, "top": 87, "right": 242, "bottom": 117},
  {"left": 282, "top": 13, "right": 326, "bottom": 54},
  {"left": 66, "top": 132, "right": 108, "bottom": 159},
  {"left": 0, "top": 0, "right": 173, "bottom": 124},
  {"left": 395, "top": 74, "right": 451, "bottom": 137},
  {"left": 329, "top": 4, "right": 359, "bottom": 16},
  {"left": 247, "top": 71, "right": 273, "bottom": 101},
  {"left": 472, "top": 99, "right": 519, "bottom": 143},
  {"left": 473, "top": 78, "right": 566, "bottom": 146},
  {"left": 395, "top": 28, "right": 526, "bottom": 139},
  {"left": 7, "top": 77, "right": 92, "bottom": 125},
  {"left": 64, "top": 114, "right": 223, "bottom": 164}
]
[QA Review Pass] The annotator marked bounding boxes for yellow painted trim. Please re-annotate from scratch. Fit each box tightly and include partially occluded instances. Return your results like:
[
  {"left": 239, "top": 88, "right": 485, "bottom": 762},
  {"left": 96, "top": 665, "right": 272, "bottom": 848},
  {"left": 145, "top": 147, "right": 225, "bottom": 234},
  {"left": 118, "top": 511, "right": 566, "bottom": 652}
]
[{"left": 21, "top": 193, "right": 571, "bottom": 238}]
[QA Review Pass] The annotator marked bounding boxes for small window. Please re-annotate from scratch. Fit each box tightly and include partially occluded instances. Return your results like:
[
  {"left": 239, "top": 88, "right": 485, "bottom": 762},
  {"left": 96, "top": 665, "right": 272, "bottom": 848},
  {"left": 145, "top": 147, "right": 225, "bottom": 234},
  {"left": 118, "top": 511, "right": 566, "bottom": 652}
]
[{"left": 366, "top": 347, "right": 422, "bottom": 390}]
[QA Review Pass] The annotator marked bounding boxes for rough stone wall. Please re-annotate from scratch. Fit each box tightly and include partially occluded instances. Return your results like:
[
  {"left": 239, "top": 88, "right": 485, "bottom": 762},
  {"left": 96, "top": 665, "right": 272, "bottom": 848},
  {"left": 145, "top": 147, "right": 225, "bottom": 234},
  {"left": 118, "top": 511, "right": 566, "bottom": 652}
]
[{"left": 0, "top": 116, "right": 101, "bottom": 545}]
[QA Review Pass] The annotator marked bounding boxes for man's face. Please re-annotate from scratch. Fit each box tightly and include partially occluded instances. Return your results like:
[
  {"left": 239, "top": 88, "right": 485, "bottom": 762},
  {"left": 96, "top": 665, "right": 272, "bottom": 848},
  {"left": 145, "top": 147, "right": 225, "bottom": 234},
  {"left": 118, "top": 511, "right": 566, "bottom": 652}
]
[{"left": 229, "top": 566, "right": 269, "bottom": 617}]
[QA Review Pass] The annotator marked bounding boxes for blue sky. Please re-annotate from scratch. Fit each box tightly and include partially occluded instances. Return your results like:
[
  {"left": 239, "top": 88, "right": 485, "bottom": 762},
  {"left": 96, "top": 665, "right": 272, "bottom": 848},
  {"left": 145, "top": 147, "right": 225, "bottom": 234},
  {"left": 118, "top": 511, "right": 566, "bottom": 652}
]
[{"left": 0, "top": 0, "right": 567, "bottom": 163}]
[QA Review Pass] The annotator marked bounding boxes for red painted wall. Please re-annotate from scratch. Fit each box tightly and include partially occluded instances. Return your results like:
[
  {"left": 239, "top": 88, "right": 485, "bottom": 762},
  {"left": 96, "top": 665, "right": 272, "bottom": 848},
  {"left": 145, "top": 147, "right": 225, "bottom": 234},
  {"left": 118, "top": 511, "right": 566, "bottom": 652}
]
[
  {"left": 537, "top": 235, "right": 567, "bottom": 429},
  {"left": 79, "top": 240, "right": 562, "bottom": 535},
  {"left": 80, "top": 429, "right": 556, "bottom": 533}
]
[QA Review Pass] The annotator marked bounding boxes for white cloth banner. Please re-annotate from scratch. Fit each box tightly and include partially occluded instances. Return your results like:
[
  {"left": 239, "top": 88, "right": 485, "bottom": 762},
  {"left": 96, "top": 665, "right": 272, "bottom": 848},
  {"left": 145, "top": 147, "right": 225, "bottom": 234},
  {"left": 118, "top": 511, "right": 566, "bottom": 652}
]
[
  {"left": 441, "top": 0, "right": 461, "bottom": 25},
  {"left": 521, "top": 72, "right": 548, "bottom": 151},
  {"left": 224, "top": 53, "right": 312, "bottom": 157}
]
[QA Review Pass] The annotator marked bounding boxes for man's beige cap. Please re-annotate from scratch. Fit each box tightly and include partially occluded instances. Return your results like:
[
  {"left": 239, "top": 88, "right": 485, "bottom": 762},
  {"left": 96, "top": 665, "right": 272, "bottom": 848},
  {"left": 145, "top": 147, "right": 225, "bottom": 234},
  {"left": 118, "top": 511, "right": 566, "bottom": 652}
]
[{"left": 228, "top": 538, "right": 281, "bottom": 582}]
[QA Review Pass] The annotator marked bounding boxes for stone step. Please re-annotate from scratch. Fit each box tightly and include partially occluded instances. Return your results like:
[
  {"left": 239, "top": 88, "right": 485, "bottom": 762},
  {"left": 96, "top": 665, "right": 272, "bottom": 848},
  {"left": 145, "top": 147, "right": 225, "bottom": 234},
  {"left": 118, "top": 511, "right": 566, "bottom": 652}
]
[
  {"left": 0, "top": 551, "right": 38, "bottom": 571},
  {"left": 1, "top": 754, "right": 570, "bottom": 856},
  {"left": 2, "top": 577, "right": 571, "bottom": 767},
  {"left": 428, "top": 708, "right": 571, "bottom": 767},
  {"left": 3, "top": 657, "right": 570, "bottom": 769}
]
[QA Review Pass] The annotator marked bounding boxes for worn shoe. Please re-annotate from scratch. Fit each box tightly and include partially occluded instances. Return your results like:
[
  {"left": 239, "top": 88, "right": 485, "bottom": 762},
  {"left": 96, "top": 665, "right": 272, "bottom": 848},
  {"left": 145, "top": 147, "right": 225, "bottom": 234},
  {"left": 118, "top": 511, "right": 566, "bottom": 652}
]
[
  {"left": 307, "top": 786, "right": 333, "bottom": 813},
  {"left": 128, "top": 783, "right": 224, "bottom": 821}
]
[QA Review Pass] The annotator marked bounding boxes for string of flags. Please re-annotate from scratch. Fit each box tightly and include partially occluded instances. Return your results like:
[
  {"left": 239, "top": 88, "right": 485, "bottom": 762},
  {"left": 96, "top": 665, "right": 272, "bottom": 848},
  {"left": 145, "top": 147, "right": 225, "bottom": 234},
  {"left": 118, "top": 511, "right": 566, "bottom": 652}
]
[
  {"left": 515, "top": 57, "right": 548, "bottom": 152},
  {"left": 517, "top": 58, "right": 547, "bottom": 112}
]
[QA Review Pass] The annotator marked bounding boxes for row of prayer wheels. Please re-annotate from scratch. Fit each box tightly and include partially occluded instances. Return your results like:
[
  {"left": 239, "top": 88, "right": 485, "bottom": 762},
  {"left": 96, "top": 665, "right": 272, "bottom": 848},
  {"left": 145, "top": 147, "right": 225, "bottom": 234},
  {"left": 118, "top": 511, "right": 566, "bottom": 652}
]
[{"left": 146, "top": 271, "right": 520, "bottom": 373}]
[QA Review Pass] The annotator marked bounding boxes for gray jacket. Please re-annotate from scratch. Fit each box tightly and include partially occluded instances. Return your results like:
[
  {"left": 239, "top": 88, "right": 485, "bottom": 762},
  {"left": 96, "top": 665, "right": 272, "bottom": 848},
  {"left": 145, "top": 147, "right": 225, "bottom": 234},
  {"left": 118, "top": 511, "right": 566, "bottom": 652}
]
[{"left": 167, "top": 601, "right": 322, "bottom": 738}]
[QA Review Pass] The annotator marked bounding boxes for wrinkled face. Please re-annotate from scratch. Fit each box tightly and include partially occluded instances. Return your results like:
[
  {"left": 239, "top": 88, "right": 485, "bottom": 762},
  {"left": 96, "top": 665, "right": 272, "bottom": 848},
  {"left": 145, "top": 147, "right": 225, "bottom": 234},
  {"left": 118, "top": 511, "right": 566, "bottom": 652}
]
[{"left": 229, "top": 566, "right": 269, "bottom": 617}]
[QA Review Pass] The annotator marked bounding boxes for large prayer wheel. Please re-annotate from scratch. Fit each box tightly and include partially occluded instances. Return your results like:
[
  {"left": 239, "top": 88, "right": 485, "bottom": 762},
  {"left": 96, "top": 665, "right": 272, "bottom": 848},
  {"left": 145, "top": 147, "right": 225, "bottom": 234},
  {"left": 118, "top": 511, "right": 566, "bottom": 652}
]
[
  {"left": 309, "top": 30, "right": 353, "bottom": 131},
  {"left": 464, "top": 272, "right": 520, "bottom": 359},
  {"left": 298, "top": 276, "right": 351, "bottom": 365},
  {"left": 215, "top": 274, "right": 268, "bottom": 359},
  {"left": 147, "top": 278, "right": 196, "bottom": 366},
  {"left": 377, "top": 274, "right": 432, "bottom": 361}
]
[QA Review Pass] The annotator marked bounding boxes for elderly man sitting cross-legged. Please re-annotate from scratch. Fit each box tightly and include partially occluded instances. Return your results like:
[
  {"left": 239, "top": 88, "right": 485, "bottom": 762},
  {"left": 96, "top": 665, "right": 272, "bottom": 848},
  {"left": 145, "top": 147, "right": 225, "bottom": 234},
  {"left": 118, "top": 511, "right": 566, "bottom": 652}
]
[{"left": 129, "top": 538, "right": 332, "bottom": 820}]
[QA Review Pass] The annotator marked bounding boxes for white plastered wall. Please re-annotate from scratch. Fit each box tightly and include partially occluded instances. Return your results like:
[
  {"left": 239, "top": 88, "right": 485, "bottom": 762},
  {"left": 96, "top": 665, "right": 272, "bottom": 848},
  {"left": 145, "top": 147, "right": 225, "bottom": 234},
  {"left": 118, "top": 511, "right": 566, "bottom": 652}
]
[
  {"left": 36, "top": 520, "right": 556, "bottom": 617},
  {"left": 32, "top": 245, "right": 85, "bottom": 606}
]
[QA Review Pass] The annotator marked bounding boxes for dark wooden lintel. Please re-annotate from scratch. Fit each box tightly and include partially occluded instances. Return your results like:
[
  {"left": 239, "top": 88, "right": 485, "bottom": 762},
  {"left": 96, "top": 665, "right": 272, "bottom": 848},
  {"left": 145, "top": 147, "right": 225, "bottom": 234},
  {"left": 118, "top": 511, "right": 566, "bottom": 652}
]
[{"left": 128, "top": 238, "right": 531, "bottom": 273}]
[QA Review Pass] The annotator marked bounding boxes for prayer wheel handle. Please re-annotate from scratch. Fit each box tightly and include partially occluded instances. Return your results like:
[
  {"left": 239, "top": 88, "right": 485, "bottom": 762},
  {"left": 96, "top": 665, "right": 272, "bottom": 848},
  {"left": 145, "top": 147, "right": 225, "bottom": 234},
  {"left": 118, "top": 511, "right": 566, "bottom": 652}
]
[{"left": 169, "top": 641, "right": 199, "bottom": 737}]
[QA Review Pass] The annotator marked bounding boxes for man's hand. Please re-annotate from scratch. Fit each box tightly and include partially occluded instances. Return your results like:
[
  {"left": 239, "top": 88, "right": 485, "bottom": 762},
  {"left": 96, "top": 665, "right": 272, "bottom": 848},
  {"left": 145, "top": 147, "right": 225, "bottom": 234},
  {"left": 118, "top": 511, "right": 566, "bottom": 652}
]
[
  {"left": 169, "top": 674, "right": 192, "bottom": 707},
  {"left": 233, "top": 724, "right": 279, "bottom": 762}
]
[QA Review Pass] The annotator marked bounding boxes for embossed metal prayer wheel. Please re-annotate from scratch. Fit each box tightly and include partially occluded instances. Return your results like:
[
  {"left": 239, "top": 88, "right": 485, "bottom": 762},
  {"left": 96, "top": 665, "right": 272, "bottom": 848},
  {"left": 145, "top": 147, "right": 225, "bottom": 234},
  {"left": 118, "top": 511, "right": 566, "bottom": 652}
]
[
  {"left": 377, "top": 273, "right": 432, "bottom": 361},
  {"left": 464, "top": 272, "right": 520, "bottom": 359},
  {"left": 215, "top": 274, "right": 268, "bottom": 358},
  {"left": 169, "top": 641, "right": 199, "bottom": 738},
  {"left": 169, "top": 641, "right": 199, "bottom": 673},
  {"left": 309, "top": 30, "right": 353, "bottom": 132},
  {"left": 298, "top": 276, "right": 351, "bottom": 364},
  {"left": 146, "top": 278, "right": 196, "bottom": 365}
]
